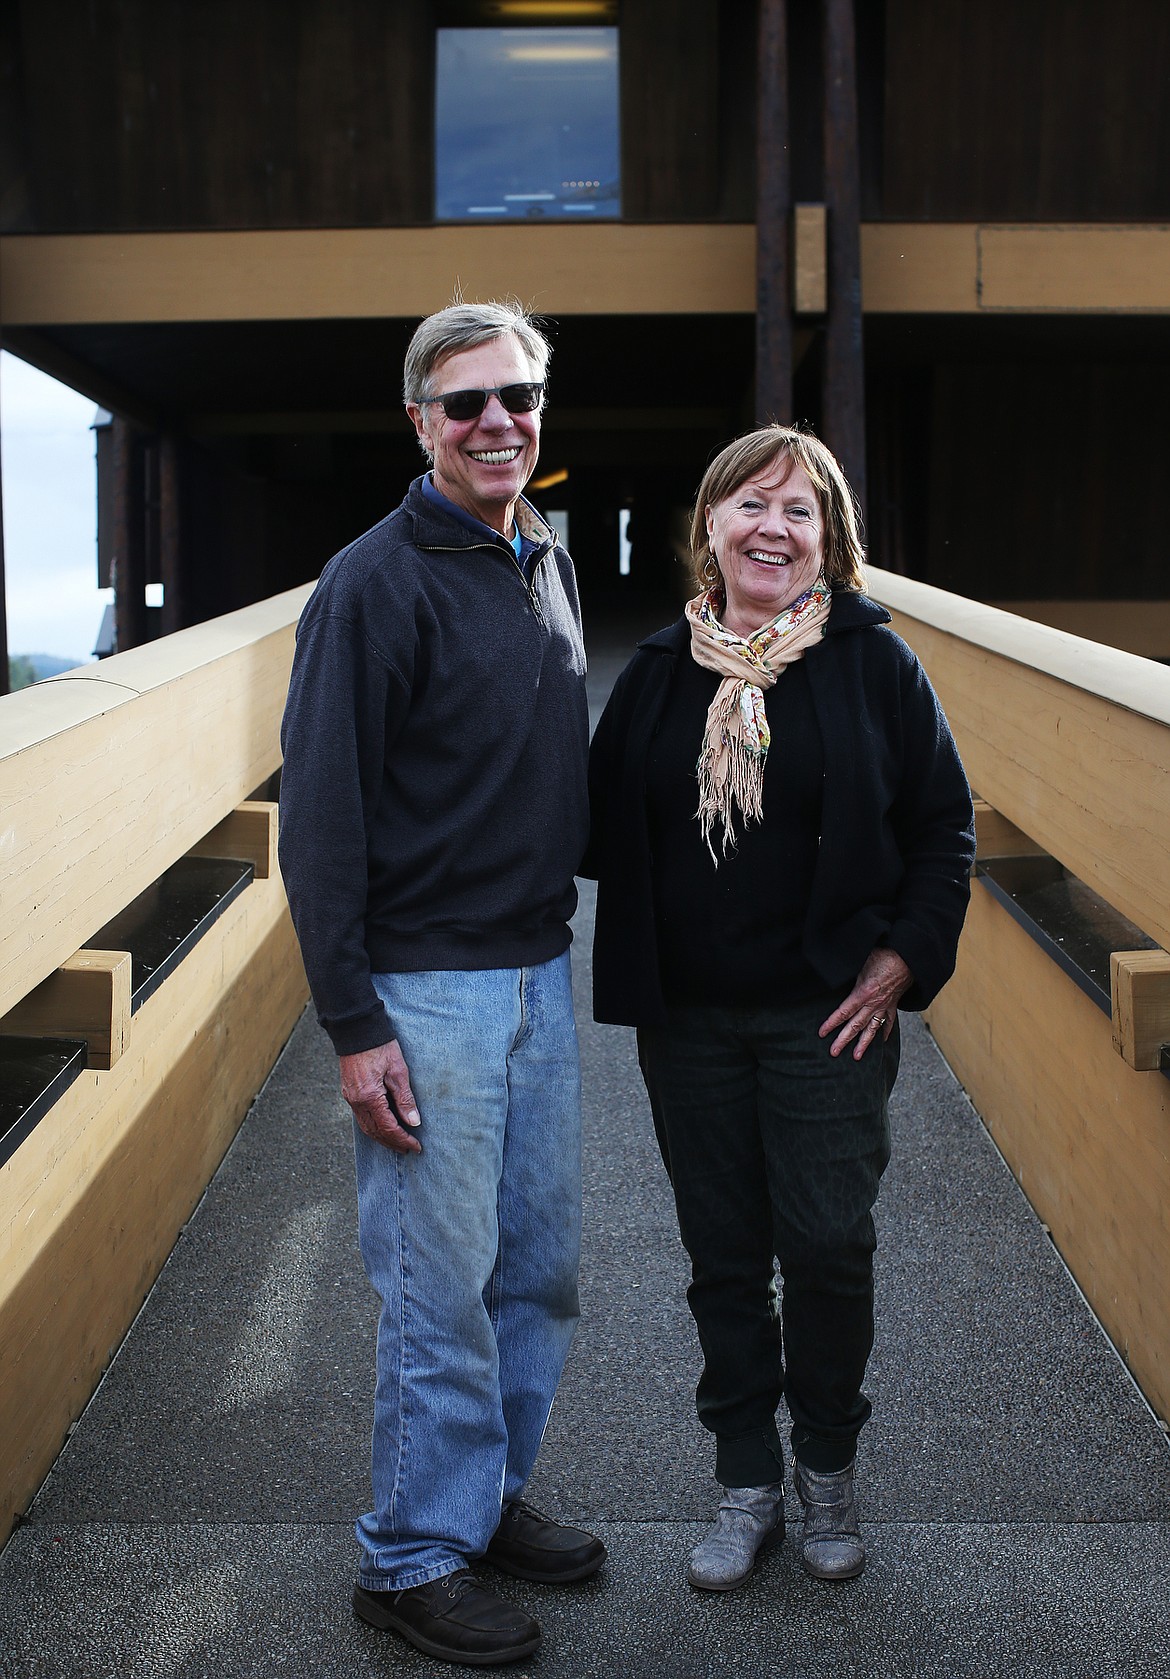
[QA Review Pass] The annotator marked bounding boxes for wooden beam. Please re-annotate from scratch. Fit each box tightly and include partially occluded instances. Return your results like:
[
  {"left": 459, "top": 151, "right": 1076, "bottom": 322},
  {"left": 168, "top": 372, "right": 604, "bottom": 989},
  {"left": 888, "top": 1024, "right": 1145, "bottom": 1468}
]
[
  {"left": 0, "top": 226, "right": 758, "bottom": 323},
  {"left": 972, "top": 798, "right": 1048, "bottom": 861},
  {"left": 188, "top": 801, "right": 276, "bottom": 880},
  {"left": 755, "top": 0, "right": 792, "bottom": 425},
  {"left": 979, "top": 226, "right": 1170, "bottom": 313},
  {"left": 859, "top": 224, "right": 981, "bottom": 313},
  {"left": 793, "top": 204, "right": 827, "bottom": 315},
  {"left": 0, "top": 952, "right": 131, "bottom": 1072},
  {"left": 4, "top": 226, "right": 1169, "bottom": 327},
  {"left": 1111, "top": 950, "right": 1170, "bottom": 1072},
  {"left": 822, "top": 0, "right": 867, "bottom": 510}
]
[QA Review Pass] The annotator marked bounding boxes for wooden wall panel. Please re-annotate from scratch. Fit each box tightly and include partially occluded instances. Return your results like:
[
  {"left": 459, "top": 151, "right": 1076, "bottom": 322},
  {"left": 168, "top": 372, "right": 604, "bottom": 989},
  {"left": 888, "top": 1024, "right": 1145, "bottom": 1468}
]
[
  {"left": 2, "top": 0, "right": 764, "bottom": 232},
  {"left": 715, "top": 0, "right": 760, "bottom": 221},
  {"left": 925, "top": 886, "right": 1170, "bottom": 1421},
  {"left": 883, "top": 0, "right": 1170, "bottom": 220},
  {"left": 0, "top": 873, "right": 308, "bottom": 1545},
  {"left": 7, "top": 1, "right": 1170, "bottom": 235},
  {"left": 0, "top": 4, "right": 31, "bottom": 228},
  {"left": 620, "top": 0, "right": 721, "bottom": 220},
  {"left": 6, "top": 0, "right": 434, "bottom": 232}
]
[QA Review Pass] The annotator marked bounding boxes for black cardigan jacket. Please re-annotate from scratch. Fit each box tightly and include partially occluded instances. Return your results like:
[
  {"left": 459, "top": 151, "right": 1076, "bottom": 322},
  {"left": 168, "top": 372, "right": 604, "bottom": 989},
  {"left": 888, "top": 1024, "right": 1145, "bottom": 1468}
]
[{"left": 583, "top": 591, "right": 975, "bottom": 1028}]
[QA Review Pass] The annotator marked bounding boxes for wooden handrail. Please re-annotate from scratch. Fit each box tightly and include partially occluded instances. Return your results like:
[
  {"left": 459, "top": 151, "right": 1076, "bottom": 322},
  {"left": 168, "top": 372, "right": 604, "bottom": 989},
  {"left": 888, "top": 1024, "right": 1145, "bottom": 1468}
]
[
  {"left": 0, "top": 585, "right": 312, "bottom": 1022},
  {"left": 866, "top": 568, "right": 1170, "bottom": 955}
]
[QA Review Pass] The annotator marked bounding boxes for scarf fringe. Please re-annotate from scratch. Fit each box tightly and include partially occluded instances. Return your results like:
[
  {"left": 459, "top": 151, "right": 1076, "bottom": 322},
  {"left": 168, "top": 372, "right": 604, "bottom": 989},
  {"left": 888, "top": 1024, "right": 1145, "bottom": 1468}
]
[
  {"left": 696, "top": 689, "right": 766, "bottom": 858},
  {"left": 686, "top": 581, "right": 833, "bottom": 862}
]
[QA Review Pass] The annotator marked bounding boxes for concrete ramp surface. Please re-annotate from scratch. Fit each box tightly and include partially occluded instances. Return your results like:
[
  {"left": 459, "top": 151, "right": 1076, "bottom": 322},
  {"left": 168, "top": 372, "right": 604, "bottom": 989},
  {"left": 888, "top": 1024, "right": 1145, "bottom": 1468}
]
[{"left": 2, "top": 887, "right": 1168, "bottom": 1677}]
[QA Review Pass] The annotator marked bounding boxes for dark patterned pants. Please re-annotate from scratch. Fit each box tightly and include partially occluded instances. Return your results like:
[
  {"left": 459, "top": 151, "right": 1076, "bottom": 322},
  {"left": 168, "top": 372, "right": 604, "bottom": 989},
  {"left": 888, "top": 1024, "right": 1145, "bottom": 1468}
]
[{"left": 637, "top": 999, "right": 898, "bottom": 1483}]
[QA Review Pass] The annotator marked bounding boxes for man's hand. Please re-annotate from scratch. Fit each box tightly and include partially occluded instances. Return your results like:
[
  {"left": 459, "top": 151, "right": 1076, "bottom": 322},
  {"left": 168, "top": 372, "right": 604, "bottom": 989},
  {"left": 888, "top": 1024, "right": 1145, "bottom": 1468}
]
[
  {"left": 819, "top": 948, "right": 913, "bottom": 1061},
  {"left": 339, "top": 1041, "right": 422, "bottom": 1153}
]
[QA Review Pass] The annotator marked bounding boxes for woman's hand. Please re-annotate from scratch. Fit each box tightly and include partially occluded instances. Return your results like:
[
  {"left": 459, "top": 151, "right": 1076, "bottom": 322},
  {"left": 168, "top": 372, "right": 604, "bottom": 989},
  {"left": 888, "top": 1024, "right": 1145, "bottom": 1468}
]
[{"left": 819, "top": 948, "right": 913, "bottom": 1061}]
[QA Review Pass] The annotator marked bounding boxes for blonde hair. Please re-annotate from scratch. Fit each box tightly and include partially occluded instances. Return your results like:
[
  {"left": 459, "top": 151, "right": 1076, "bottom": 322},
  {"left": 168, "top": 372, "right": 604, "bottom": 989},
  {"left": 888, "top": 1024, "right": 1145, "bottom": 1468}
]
[{"left": 689, "top": 425, "right": 866, "bottom": 596}]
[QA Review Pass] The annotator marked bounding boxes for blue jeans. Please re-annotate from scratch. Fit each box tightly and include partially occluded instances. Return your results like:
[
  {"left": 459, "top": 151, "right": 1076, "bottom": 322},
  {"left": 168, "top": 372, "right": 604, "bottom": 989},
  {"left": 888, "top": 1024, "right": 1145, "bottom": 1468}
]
[{"left": 354, "top": 953, "right": 582, "bottom": 1591}]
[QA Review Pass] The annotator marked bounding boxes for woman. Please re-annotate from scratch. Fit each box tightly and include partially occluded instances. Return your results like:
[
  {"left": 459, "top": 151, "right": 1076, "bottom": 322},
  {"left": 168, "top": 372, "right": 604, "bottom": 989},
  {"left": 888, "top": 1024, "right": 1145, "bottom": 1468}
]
[{"left": 586, "top": 426, "right": 974, "bottom": 1591}]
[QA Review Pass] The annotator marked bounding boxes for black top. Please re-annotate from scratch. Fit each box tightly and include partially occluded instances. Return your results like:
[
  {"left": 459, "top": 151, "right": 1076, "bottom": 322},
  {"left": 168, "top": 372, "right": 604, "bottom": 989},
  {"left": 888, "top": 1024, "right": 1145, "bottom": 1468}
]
[
  {"left": 278, "top": 477, "right": 590, "bottom": 1056},
  {"left": 645, "top": 654, "right": 831, "bottom": 1005},
  {"left": 584, "top": 595, "right": 976, "bottom": 1029}
]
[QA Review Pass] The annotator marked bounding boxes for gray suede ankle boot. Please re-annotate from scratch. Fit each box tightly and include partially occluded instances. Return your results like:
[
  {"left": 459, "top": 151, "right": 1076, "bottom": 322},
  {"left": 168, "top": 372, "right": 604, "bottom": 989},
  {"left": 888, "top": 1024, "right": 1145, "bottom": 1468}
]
[
  {"left": 686, "top": 1481, "right": 785, "bottom": 1591},
  {"left": 793, "top": 1458, "right": 865, "bottom": 1580}
]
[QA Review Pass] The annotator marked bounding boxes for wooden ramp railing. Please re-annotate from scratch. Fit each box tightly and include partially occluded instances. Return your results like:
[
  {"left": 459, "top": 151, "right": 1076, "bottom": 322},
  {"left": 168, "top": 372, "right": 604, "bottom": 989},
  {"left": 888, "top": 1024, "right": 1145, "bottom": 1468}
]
[
  {"left": 0, "top": 587, "right": 313, "bottom": 1546},
  {"left": 1, "top": 573, "right": 1167, "bottom": 1549},
  {"left": 868, "top": 569, "right": 1170, "bottom": 1426}
]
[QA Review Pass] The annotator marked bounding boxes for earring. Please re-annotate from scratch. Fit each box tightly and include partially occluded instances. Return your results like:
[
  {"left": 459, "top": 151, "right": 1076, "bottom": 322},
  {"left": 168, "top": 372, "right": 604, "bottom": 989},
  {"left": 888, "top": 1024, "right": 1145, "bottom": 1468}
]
[{"left": 702, "top": 551, "right": 720, "bottom": 585}]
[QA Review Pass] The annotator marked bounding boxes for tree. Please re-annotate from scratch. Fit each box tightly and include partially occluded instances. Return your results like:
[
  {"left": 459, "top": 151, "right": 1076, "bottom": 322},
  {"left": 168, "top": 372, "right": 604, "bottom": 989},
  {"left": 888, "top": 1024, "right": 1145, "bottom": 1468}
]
[{"left": 7, "top": 655, "right": 37, "bottom": 691}]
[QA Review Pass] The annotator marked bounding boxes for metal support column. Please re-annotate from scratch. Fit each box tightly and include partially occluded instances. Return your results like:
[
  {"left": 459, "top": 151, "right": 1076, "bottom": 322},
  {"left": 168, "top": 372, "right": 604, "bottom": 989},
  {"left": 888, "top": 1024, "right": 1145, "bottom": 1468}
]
[
  {"left": 112, "top": 417, "right": 149, "bottom": 654},
  {"left": 159, "top": 435, "right": 183, "bottom": 635},
  {"left": 822, "top": 0, "right": 867, "bottom": 514},
  {"left": 756, "top": 0, "right": 792, "bottom": 425}
]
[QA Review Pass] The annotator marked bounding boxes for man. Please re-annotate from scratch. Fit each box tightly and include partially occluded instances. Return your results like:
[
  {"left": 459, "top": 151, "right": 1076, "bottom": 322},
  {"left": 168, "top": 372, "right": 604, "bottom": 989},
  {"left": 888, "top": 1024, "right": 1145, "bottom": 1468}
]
[{"left": 278, "top": 300, "right": 602, "bottom": 1667}]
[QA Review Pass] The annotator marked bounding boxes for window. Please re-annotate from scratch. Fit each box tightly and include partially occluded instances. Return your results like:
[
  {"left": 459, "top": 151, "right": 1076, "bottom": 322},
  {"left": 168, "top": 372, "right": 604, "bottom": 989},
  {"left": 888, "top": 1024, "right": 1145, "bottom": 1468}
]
[{"left": 435, "top": 26, "right": 620, "bottom": 222}]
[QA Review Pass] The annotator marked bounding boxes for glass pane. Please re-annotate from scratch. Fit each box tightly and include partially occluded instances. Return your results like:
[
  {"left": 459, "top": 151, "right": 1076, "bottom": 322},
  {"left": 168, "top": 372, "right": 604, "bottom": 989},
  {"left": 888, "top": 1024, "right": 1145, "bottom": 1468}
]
[{"left": 435, "top": 27, "right": 620, "bottom": 222}]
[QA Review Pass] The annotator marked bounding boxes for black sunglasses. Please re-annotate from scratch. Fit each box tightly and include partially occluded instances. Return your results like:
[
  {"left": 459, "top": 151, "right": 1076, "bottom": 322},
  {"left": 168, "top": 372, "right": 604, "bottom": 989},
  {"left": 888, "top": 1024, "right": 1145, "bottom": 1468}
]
[{"left": 419, "top": 383, "right": 544, "bottom": 422}]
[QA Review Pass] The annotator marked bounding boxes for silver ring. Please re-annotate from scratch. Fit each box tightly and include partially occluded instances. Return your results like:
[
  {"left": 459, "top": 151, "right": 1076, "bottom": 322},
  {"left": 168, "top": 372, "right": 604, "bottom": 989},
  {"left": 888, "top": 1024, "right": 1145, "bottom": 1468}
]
[{"left": 871, "top": 1014, "right": 886, "bottom": 1028}]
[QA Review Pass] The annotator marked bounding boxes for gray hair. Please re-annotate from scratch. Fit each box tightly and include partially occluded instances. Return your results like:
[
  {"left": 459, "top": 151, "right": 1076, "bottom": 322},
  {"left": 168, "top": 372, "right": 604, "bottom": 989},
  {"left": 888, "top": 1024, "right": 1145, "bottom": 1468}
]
[{"left": 402, "top": 300, "right": 552, "bottom": 406}]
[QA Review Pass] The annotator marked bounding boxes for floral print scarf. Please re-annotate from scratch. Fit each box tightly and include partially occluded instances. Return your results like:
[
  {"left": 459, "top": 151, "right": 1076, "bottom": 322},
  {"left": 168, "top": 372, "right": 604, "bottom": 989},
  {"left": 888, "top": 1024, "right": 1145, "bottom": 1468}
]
[{"left": 685, "top": 578, "right": 833, "bottom": 859}]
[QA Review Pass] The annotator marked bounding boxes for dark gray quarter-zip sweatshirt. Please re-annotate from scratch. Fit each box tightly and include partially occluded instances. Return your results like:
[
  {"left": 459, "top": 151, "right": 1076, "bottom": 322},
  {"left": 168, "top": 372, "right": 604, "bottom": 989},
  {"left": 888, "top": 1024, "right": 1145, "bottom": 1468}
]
[{"left": 278, "top": 477, "right": 590, "bottom": 1056}]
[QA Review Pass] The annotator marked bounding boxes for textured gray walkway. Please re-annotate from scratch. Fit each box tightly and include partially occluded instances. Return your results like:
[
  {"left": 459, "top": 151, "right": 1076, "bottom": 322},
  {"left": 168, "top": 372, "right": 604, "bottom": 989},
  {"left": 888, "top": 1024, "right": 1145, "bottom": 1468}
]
[{"left": 2, "top": 627, "right": 1169, "bottom": 1677}]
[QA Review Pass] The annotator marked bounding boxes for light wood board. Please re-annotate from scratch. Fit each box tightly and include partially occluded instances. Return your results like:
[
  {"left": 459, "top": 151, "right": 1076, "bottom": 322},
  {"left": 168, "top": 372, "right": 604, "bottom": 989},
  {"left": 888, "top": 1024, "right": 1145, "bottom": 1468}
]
[
  {"left": 926, "top": 885, "right": 1170, "bottom": 1422},
  {"left": 0, "top": 871, "right": 308, "bottom": 1546},
  {"left": 867, "top": 573, "right": 1170, "bottom": 955},
  {"left": 0, "top": 590, "right": 311, "bottom": 1020}
]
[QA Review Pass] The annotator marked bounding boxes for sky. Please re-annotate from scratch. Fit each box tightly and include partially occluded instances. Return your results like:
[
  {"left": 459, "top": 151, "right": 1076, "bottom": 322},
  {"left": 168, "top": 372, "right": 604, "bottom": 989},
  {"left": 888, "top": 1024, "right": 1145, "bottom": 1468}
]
[{"left": 1, "top": 349, "right": 107, "bottom": 664}]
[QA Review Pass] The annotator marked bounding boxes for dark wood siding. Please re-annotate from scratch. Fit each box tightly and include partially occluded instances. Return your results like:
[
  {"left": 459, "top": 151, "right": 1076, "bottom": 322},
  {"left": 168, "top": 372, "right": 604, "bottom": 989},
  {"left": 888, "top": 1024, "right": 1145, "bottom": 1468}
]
[
  {"left": 1, "top": 0, "right": 766, "bottom": 232},
  {"left": 5, "top": 1, "right": 1169, "bottom": 231},
  {"left": 619, "top": 0, "right": 721, "bottom": 220},
  {"left": 2, "top": 0, "right": 435, "bottom": 232},
  {"left": 882, "top": 0, "right": 1170, "bottom": 221}
]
